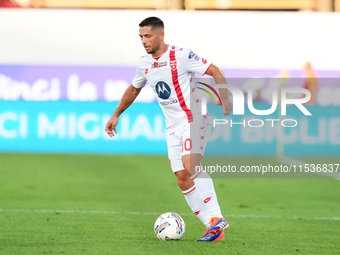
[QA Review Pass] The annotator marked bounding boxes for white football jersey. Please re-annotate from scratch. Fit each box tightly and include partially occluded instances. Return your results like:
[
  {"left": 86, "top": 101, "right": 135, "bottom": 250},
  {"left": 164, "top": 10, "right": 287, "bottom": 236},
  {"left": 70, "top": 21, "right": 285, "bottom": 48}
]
[{"left": 132, "top": 45, "right": 212, "bottom": 134}]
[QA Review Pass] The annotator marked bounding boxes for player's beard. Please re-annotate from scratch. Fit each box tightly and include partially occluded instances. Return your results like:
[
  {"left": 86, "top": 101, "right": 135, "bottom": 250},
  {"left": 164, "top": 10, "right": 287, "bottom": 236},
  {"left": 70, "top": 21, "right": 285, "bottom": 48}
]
[
  {"left": 147, "top": 47, "right": 157, "bottom": 55},
  {"left": 147, "top": 43, "right": 160, "bottom": 55}
]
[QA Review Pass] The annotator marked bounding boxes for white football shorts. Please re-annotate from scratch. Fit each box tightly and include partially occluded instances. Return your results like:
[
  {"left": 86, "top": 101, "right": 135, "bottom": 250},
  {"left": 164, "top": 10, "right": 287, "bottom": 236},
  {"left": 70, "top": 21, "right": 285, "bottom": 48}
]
[{"left": 167, "top": 114, "right": 211, "bottom": 173}]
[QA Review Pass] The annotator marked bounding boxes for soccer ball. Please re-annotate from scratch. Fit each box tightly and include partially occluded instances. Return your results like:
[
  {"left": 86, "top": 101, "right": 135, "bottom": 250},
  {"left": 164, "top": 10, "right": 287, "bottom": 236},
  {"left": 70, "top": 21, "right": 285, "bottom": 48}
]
[{"left": 154, "top": 212, "right": 186, "bottom": 241}]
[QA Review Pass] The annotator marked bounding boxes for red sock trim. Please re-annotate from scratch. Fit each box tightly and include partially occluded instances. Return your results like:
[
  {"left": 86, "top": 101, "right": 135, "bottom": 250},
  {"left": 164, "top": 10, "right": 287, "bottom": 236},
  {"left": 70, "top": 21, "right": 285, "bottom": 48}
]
[
  {"left": 191, "top": 170, "right": 203, "bottom": 180},
  {"left": 182, "top": 186, "right": 196, "bottom": 195}
]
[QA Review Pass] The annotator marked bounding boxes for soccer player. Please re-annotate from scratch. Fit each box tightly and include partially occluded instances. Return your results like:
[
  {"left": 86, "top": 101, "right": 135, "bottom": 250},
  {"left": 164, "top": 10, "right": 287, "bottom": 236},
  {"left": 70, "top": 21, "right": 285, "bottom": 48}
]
[{"left": 105, "top": 17, "right": 232, "bottom": 242}]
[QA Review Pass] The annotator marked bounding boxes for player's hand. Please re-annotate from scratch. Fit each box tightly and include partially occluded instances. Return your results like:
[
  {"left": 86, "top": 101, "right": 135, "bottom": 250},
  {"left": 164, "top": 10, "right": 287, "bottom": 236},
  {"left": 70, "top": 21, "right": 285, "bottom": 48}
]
[
  {"left": 105, "top": 115, "right": 119, "bottom": 137},
  {"left": 220, "top": 98, "right": 232, "bottom": 117}
]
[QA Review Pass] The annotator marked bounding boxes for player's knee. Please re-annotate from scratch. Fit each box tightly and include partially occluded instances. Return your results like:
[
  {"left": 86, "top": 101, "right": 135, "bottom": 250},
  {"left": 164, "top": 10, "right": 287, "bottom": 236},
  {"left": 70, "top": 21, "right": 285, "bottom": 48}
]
[
  {"left": 175, "top": 170, "right": 191, "bottom": 188},
  {"left": 182, "top": 154, "right": 201, "bottom": 177},
  {"left": 182, "top": 159, "right": 192, "bottom": 176}
]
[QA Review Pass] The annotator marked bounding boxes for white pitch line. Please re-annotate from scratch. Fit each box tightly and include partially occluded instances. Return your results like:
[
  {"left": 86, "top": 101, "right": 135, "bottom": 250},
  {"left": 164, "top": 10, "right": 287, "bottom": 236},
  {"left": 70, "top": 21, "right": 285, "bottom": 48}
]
[{"left": 0, "top": 208, "right": 339, "bottom": 221}]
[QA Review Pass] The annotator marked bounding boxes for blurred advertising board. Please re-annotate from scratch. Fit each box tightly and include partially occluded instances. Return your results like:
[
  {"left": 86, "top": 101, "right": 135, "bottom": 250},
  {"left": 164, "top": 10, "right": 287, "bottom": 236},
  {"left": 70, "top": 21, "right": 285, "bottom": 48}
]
[
  {"left": 0, "top": 101, "right": 166, "bottom": 154},
  {"left": 1, "top": 65, "right": 339, "bottom": 105},
  {"left": 0, "top": 65, "right": 339, "bottom": 155},
  {"left": 0, "top": 101, "right": 339, "bottom": 156}
]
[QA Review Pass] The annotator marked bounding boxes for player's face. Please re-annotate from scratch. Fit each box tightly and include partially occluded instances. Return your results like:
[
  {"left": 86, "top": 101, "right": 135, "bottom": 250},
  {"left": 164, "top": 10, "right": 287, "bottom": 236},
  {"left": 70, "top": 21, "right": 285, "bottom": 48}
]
[{"left": 139, "top": 26, "right": 163, "bottom": 55}]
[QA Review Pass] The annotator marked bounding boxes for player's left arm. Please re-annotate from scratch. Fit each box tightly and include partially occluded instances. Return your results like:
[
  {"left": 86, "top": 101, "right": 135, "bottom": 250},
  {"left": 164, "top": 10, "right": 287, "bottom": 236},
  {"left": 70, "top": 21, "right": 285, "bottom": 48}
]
[{"left": 205, "top": 64, "right": 232, "bottom": 117}]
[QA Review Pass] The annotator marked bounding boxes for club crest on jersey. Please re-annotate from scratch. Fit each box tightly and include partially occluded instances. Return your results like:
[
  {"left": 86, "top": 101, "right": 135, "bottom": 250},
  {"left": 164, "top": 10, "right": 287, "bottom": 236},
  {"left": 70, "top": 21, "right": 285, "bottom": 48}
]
[
  {"left": 155, "top": 81, "right": 171, "bottom": 100},
  {"left": 170, "top": 60, "right": 177, "bottom": 71},
  {"left": 152, "top": 61, "right": 167, "bottom": 69}
]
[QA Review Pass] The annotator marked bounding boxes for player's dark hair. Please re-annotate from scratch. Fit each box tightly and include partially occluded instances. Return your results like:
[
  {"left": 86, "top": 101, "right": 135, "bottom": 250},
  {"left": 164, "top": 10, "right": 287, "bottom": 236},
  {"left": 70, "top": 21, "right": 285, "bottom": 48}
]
[{"left": 139, "top": 17, "right": 164, "bottom": 30}]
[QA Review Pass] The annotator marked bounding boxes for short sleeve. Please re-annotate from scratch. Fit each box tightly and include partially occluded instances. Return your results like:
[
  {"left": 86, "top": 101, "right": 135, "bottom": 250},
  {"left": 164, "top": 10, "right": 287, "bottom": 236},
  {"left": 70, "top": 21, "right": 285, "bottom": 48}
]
[
  {"left": 184, "top": 49, "right": 212, "bottom": 75},
  {"left": 131, "top": 63, "right": 147, "bottom": 89}
]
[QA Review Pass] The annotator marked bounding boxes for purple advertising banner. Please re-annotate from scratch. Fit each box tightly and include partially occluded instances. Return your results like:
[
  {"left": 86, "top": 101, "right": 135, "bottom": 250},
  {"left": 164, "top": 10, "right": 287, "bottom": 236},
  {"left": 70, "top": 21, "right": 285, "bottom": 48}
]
[{"left": 0, "top": 65, "right": 339, "bottom": 103}]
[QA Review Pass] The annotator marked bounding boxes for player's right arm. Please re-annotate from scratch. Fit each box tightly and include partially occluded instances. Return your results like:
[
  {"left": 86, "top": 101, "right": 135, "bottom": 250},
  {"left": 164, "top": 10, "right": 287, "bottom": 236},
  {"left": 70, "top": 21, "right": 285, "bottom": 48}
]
[
  {"left": 105, "top": 85, "right": 142, "bottom": 137},
  {"left": 105, "top": 57, "right": 147, "bottom": 137}
]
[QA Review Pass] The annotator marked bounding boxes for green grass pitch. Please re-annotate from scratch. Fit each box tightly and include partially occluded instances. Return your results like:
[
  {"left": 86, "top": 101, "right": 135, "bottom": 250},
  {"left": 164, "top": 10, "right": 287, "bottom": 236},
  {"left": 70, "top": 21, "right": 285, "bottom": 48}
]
[{"left": 0, "top": 153, "right": 339, "bottom": 254}]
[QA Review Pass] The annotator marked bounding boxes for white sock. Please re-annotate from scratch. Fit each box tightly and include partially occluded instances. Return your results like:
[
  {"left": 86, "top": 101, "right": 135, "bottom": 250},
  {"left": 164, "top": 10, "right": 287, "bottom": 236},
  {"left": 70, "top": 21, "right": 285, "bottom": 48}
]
[
  {"left": 191, "top": 170, "right": 223, "bottom": 218},
  {"left": 182, "top": 184, "right": 211, "bottom": 227}
]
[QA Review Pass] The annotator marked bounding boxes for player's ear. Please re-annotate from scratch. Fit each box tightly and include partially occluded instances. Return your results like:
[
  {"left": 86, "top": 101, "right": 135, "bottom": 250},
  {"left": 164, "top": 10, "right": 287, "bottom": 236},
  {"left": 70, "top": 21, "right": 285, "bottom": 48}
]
[{"left": 159, "top": 30, "right": 165, "bottom": 41}]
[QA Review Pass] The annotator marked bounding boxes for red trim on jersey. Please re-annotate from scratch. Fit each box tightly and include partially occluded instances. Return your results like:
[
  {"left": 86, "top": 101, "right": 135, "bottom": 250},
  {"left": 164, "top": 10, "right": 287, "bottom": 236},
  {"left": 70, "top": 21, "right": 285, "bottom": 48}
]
[
  {"left": 170, "top": 50, "right": 193, "bottom": 123},
  {"left": 202, "top": 63, "right": 212, "bottom": 76},
  {"left": 182, "top": 186, "right": 196, "bottom": 195}
]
